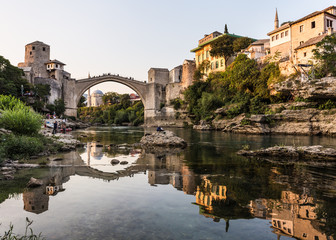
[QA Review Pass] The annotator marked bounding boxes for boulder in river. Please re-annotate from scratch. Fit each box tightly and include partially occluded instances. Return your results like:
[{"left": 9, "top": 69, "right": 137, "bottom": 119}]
[
  {"left": 27, "top": 177, "right": 44, "bottom": 188},
  {"left": 120, "top": 161, "right": 128, "bottom": 165},
  {"left": 238, "top": 145, "right": 336, "bottom": 162},
  {"left": 140, "top": 130, "right": 187, "bottom": 148}
]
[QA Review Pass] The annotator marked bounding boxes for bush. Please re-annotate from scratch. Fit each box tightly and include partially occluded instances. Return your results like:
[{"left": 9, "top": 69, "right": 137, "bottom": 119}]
[
  {"left": 319, "top": 100, "right": 336, "bottom": 110},
  {"left": 0, "top": 108, "right": 43, "bottom": 135},
  {"left": 0, "top": 95, "right": 26, "bottom": 110},
  {"left": 170, "top": 98, "right": 184, "bottom": 110},
  {"left": 0, "top": 134, "right": 44, "bottom": 159}
]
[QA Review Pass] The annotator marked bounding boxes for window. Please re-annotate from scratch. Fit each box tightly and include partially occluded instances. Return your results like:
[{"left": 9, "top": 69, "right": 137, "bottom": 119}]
[
  {"left": 304, "top": 52, "right": 307, "bottom": 57},
  {"left": 300, "top": 25, "right": 304, "bottom": 32},
  {"left": 302, "top": 233, "right": 307, "bottom": 238},
  {"left": 281, "top": 32, "right": 284, "bottom": 38},
  {"left": 272, "top": 36, "right": 275, "bottom": 41},
  {"left": 211, "top": 62, "right": 214, "bottom": 69},
  {"left": 276, "top": 34, "right": 279, "bottom": 40},
  {"left": 56, "top": 64, "right": 59, "bottom": 68},
  {"left": 206, "top": 51, "right": 209, "bottom": 58},
  {"left": 216, "top": 61, "right": 218, "bottom": 68},
  {"left": 300, "top": 41, "right": 304, "bottom": 45},
  {"left": 311, "top": 21, "right": 316, "bottom": 29},
  {"left": 285, "top": 30, "right": 289, "bottom": 36},
  {"left": 29, "top": 51, "right": 32, "bottom": 55},
  {"left": 288, "top": 229, "right": 291, "bottom": 234},
  {"left": 314, "top": 236, "right": 319, "bottom": 240},
  {"left": 43, "top": 47, "right": 46, "bottom": 51},
  {"left": 327, "top": 19, "right": 333, "bottom": 28},
  {"left": 32, "top": 46, "right": 35, "bottom": 50},
  {"left": 220, "top": 59, "right": 224, "bottom": 67}
]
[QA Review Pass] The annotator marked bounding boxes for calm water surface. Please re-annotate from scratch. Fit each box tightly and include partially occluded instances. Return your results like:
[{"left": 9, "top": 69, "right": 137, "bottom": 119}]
[{"left": 0, "top": 127, "right": 335, "bottom": 240}]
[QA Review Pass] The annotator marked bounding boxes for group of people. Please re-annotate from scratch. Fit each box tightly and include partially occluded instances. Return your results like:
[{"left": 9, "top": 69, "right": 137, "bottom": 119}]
[{"left": 52, "top": 120, "right": 67, "bottom": 134}]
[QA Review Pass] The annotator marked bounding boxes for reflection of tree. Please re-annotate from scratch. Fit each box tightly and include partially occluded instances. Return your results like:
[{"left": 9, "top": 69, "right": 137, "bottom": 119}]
[{"left": 316, "top": 201, "right": 336, "bottom": 239}]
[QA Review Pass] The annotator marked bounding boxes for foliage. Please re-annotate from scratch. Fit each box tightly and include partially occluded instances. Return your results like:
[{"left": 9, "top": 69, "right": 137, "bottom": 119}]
[
  {"left": 0, "top": 134, "right": 44, "bottom": 160},
  {"left": 313, "top": 34, "right": 336, "bottom": 77},
  {"left": 318, "top": 99, "right": 336, "bottom": 110},
  {"left": 233, "top": 37, "right": 253, "bottom": 52},
  {"left": 0, "top": 95, "right": 42, "bottom": 135},
  {"left": 0, "top": 217, "right": 45, "bottom": 239},
  {"left": 170, "top": 98, "right": 184, "bottom": 110},
  {"left": 78, "top": 96, "right": 144, "bottom": 126},
  {"left": 193, "top": 60, "right": 210, "bottom": 81},
  {"left": 210, "top": 35, "right": 235, "bottom": 65},
  {"left": 0, "top": 95, "right": 27, "bottom": 111},
  {"left": 0, "top": 56, "right": 30, "bottom": 98},
  {"left": 102, "top": 92, "right": 120, "bottom": 105},
  {"left": 54, "top": 99, "right": 65, "bottom": 116},
  {"left": 224, "top": 24, "right": 228, "bottom": 34},
  {"left": 77, "top": 96, "right": 86, "bottom": 108},
  {"left": 184, "top": 54, "right": 285, "bottom": 121},
  {"left": 0, "top": 108, "right": 43, "bottom": 135},
  {"left": 32, "top": 84, "right": 50, "bottom": 100}
]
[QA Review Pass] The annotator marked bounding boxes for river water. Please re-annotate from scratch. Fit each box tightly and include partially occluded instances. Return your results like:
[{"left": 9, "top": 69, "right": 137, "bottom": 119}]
[{"left": 0, "top": 127, "right": 335, "bottom": 240}]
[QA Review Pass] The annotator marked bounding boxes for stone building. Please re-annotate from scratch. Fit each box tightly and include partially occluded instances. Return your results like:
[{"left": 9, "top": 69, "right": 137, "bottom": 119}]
[
  {"left": 18, "top": 41, "right": 71, "bottom": 104},
  {"left": 268, "top": 6, "right": 336, "bottom": 67},
  {"left": 243, "top": 39, "right": 270, "bottom": 61}
]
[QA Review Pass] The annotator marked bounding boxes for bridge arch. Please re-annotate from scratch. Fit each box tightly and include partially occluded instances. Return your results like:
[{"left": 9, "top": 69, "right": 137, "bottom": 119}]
[{"left": 74, "top": 75, "right": 148, "bottom": 108}]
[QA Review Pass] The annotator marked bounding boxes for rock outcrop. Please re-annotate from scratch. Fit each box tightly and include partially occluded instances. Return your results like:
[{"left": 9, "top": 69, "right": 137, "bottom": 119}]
[
  {"left": 213, "top": 102, "right": 336, "bottom": 136},
  {"left": 193, "top": 120, "right": 212, "bottom": 131},
  {"left": 274, "top": 77, "right": 336, "bottom": 100},
  {"left": 140, "top": 131, "right": 187, "bottom": 148},
  {"left": 238, "top": 145, "right": 336, "bottom": 164}
]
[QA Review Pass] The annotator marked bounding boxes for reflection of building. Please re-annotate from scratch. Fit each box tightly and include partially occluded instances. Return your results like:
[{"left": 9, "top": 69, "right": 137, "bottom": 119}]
[
  {"left": 250, "top": 190, "right": 333, "bottom": 240},
  {"left": 86, "top": 142, "right": 104, "bottom": 163},
  {"left": 195, "top": 177, "right": 227, "bottom": 212},
  {"left": 23, "top": 188, "right": 49, "bottom": 214}
]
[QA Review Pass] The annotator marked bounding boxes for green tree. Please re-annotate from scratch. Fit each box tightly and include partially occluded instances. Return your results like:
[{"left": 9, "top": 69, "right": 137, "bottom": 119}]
[
  {"left": 77, "top": 95, "right": 86, "bottom": 107},
  {"left": 102, "top": 92, "right": 120, "bottom": 105},
  {"left": 313, "top": 34, "right": 336, "bottom": 77},
  {"left": 224, "top": 24, "right": 229, "bottom": 34},
  {"left": 210, "top": 35, "right": 235, "bottom": 66},
  {"left": 0, "top": 56, "right": 30, "bottom": 97},
  {"left": 233, "top": 37, "right": 253, "bottom": 52},
  {"left": 54, "top": 99, "right": 66, "bottom": 116}
]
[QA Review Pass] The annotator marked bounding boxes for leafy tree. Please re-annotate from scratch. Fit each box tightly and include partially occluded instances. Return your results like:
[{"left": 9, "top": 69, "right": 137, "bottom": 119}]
[
  {"left": 102, "top": 92, "right": 120, "bottom": 105},
  {"left": 224, "top": 24, "right": 228, "bottom": 34},
  {"left": 54, "top": 99, "right": 66, "bottom": 116},
  {"left": 210, "top": 35, "right": 235, "bottom": 66},
  {"left": 193, "top": 60, "right": 210, "bottom": 81},
  {"left": 233, "top": 37, "right": 253, "bottom": 52},
  {"left": 77, "top": 95, "right": 86, "bottom": 107},
  {"left": 0, "top": 56, "right": 30, "bottom": 97},
  {"left": 313, "top": 34, "right": 336, "bottom": 77}
]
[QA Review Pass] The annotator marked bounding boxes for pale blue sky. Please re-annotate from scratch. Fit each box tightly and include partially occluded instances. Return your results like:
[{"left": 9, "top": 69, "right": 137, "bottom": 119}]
[{"left": 1, "top": 0, "right": 335, "bottom": 93}]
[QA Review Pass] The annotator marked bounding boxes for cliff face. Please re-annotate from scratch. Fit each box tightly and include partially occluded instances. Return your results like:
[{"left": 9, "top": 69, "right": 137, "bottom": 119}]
[{"left": 213, "top": 105, "right": 336, "bottom": 136}]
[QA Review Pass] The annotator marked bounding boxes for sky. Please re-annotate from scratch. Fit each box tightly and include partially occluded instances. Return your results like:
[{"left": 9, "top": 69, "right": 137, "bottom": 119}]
[{"left": 1, "top": 0, "right": 335, "bottom": 94}]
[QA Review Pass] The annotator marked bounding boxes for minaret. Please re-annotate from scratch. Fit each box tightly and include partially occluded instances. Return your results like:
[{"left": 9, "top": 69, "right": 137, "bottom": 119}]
[
  {"left": 274, "top": 8, "right": 279, "bottom": 29},
  {"left": 87, "top": 73, "right": 91, "bottom": 107}
]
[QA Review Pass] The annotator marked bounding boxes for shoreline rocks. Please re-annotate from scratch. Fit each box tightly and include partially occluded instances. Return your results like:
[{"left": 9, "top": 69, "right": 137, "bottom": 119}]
[
  {"left": 238, "top": 145, "right": 336, "bottom": 163},
  {"left": 140, "top": 130, "right": 187, "bottom": 148}
]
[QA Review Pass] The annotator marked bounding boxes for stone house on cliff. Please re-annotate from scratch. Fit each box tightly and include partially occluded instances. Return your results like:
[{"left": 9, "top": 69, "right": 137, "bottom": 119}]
[{"left": 18, "top": 41, "right": 71, "bottom": 104}]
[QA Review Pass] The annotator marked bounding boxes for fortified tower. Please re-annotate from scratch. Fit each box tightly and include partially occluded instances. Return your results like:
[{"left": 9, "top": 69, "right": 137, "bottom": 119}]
[{"left": 19, "top": 41, "right": 50, "bottom": 78}]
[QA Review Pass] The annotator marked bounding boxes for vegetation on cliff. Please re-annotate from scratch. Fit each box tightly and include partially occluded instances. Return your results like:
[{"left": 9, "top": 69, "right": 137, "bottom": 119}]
[
  {"left": 184, "top": 54, "right": 285, "bottom": 123},
  {"left": 313, "top": 34, "right": 336, "bottom": 78},
  {"left": 0, "top": 95, "right": 51, "bottom": 162},
  {"left": 78, "top": 92, "right": 144, "bottom": 126}
]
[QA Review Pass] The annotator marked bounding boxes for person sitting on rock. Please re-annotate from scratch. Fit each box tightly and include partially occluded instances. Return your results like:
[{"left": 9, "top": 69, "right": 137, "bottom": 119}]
[{"left": 156, "top": 126, "right": 164, "bottom": 132}]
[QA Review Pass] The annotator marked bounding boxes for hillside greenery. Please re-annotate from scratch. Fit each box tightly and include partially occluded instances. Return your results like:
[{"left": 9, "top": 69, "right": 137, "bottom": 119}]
[
  {"left": 184, "top": 54, "right": 285, "bottom": 123},
  {"left": 78, "top": 92, "right": 144, "bottom": 126}
]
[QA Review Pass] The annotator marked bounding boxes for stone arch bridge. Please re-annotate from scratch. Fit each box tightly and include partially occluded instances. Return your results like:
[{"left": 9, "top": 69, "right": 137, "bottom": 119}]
[{"left": 63, "top": 74, "right": 164, "bottom": 123}]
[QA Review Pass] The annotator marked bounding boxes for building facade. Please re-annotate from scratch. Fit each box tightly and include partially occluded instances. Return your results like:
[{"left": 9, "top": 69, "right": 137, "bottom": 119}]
[
  {"left": 18, "top": 41, "right": 71, "bottom": 104},
  {"left": 268, "top": 6, "right": 336, "bottom": 65}
]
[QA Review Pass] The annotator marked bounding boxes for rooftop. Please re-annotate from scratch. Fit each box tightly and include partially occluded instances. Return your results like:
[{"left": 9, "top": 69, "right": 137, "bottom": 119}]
[
  {"left": 294, "top": 33, "right": 327, "bottom": 50},
  {"left": 26, "top": 41, "right": 49, "bottom": 46},
  {"left": 45, "top": 59, "right": 66, "bottom": 66}
]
